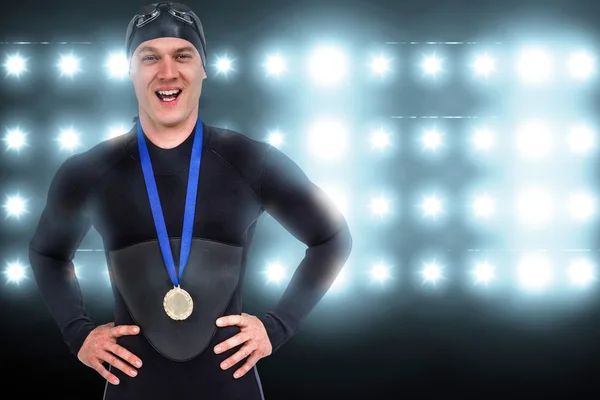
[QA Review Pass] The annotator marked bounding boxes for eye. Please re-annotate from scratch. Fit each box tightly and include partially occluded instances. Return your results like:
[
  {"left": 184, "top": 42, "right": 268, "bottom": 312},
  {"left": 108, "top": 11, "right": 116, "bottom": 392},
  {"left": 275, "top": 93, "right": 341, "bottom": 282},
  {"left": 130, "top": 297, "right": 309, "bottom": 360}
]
[
  {"left": 177, "top": 54, "right": 192, "bottom": 59},
  {"left": 142, "top": 55, "right": 157, "bottom": 61}
]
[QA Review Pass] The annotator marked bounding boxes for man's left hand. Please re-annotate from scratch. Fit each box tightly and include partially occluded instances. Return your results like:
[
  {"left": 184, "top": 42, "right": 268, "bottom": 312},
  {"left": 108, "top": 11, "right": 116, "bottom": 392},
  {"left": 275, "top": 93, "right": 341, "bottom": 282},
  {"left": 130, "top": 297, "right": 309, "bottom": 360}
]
[{"left": 214, "top": 312, "right": 272, "bottom": 379}]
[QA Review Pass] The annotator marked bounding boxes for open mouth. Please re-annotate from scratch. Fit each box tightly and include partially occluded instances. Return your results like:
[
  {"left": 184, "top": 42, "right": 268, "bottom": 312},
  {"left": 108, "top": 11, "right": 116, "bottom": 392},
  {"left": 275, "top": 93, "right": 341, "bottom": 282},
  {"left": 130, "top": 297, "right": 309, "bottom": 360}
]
[{"left": 155, "top": 89, "right": 182, "bottom": 102}]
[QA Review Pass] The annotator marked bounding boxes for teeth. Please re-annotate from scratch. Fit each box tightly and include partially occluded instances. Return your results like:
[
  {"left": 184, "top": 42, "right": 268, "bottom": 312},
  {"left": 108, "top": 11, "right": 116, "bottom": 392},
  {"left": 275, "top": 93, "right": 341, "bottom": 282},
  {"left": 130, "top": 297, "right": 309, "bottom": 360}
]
[{"left": 157, "top": 89, "right": 181, "bottom": 95}]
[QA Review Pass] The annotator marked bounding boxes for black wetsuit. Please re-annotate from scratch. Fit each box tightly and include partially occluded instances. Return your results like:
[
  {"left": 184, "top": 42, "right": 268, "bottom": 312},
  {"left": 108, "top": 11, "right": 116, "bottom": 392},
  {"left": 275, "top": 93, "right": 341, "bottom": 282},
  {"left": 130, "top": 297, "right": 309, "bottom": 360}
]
[{"left": 28, "top": 120, "right": 353, "bottom": 399}]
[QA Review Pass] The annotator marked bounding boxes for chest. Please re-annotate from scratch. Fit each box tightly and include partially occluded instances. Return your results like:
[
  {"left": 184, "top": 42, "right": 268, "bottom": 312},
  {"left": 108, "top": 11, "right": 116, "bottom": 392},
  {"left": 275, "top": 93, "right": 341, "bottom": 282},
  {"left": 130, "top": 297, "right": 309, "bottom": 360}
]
[{"left": 88, "top": 155, "right": 262, "bottom": 248}]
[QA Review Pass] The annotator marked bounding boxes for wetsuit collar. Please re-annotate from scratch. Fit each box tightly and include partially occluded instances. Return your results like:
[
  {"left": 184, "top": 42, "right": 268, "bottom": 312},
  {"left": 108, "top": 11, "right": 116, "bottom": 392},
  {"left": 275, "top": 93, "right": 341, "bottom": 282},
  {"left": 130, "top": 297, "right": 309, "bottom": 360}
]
[{"left": 126, "top": 119, "right": 210, "bottom": 175}]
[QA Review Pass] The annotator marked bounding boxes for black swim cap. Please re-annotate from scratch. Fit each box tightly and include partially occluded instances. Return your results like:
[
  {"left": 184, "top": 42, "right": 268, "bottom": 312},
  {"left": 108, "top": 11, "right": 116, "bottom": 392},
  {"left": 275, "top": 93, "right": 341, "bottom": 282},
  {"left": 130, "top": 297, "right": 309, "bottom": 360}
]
[{"left": 125, "top": 2, "right": 207, "bottom": 67}]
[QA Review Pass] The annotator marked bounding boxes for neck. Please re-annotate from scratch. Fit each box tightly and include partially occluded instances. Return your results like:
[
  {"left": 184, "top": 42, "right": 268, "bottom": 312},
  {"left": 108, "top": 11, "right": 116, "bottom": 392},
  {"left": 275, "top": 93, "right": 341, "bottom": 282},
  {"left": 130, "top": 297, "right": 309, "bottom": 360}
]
[{"left": 138, "top": 107, "right": 199, "bottom": 149}]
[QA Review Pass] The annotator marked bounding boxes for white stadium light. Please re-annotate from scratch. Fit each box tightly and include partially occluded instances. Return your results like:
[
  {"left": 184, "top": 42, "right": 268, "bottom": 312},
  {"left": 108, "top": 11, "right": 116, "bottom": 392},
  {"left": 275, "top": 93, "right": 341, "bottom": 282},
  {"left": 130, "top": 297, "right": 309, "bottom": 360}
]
[
  {"left": 3, "top": 127, "right": 27, "bottom": 151},
  {"left": 267, "top": 130, "right": 285, "bottom": 148},
  {"left": 58, "top": 128, "right": 80, "bottom": 150},
  {"left": 321, "top": 186, "right": 349, "bottom": 218},
  {"left": 307, "top": 119, "right": 349, "bottom": 161},
  {"left": 421, "top": 195, "right": 443, "bottom": 218},
  {"left": 4, "top": 53, "right": 27, "bottom": 77},
  {"left": 568, "top": 51, "right": 595, "bottom": 80},
  {"left": 473, "top": 53, "right": 495, "bottom": 77},
  {"left": 215, "top": 56, "right": 233, "bottom": 74},
  {"left": 107, "top": 125, "right": 129, "bottom": 139},
  {"left": 370, "top": 129, "right": 391, "bottom": 150},
  {"left": 370, "top": 55, "right": 391, "bottom": 76},
  {"left": 421, "top": 128, "right": 443, "bottom": 151},
  {"left": 516, "top": 48, "right": 553, "bottom": 83},
  {"left": 307, "top": 46, "right": 348, "bottom": 86},
  {"left": 567, "top": 258, "right": 595, "bottom": 287},
  {"left": 421, "top": 54, "right": 442, "bottom": 76},
  {"left": 472, "top": 128, "right": 495, "bottom": 151},
  {"left": 106, "top": 52, "right": 129, "bottom": 78},
  {"left": 472, "top": 261, "right": 496, "bottom": 285},
  {"left": 265, "top": 54, "right": 287, "bottom": 76},
  {"left": 517, "top": 254, "right": 553, "bottom": 290},
  {"left": 472, "top": 194, "right": 496, "bottom": 219},
  {"left": 370, "top": 195, "right": 390, "bottom": 217},
  {"left": 4, "top": 261, "right": 27, "bottom": 284},
  {"left": 567, "top": 191, "right": 596, "bottom": 221},
  {"left": 265, "top": 261, "right": 286, "bottom": 283},
  {"left": 566, "top": 124, "right": 595, "bottom": 155},
  {"left": 421, "top": 261, "right": 443, "bottom": 284},
  {"left": 370, "top": 262, "right": 391, "bottom": 283},
  {"left": 3, "top": 194, "right": 28, "bottom": 218},
  {"left": 58, "top": 54, "right": 81, "bottom": 76},
  {"left": 517, "top": 188, "right": 553, "bottom": 226},
  {"left": 516, "top": 121, "right": 554, "bottom": 160}
]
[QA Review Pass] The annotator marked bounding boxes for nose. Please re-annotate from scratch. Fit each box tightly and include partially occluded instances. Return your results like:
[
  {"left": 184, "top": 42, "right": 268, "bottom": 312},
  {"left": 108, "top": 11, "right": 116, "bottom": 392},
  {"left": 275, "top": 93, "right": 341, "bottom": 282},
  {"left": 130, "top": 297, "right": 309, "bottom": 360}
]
[{"left": 157, "top": 57, "right": 178, "bottom": 80}]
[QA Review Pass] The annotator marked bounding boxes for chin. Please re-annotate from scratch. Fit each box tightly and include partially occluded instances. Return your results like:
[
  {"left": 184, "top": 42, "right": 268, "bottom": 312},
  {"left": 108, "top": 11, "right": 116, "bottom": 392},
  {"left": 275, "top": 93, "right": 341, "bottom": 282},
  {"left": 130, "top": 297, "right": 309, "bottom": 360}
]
[{"left": 154, "top": 113, "right": 187, "bottom": 127}]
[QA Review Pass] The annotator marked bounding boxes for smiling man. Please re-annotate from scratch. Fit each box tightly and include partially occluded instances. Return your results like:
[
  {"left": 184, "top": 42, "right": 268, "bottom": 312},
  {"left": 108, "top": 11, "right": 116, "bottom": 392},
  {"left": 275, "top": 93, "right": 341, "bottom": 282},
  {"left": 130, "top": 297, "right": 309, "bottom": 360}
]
[{"left": 28, "top": 2, "right": 352, "bottom": 399}]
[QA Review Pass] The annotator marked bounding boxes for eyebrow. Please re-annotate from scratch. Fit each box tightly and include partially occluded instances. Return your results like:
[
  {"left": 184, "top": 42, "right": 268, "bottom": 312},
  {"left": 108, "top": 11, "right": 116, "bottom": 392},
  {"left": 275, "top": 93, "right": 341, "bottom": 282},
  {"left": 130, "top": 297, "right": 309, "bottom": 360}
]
[{"left": 138, "top": 46, "right": 196, "bottom": 55}]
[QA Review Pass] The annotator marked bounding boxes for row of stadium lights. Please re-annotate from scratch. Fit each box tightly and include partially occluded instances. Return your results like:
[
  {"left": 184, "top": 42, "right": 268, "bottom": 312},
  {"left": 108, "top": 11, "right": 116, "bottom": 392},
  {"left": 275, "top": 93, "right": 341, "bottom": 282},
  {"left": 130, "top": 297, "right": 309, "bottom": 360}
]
[
  {"left": 2, "top": 48, "right": 596, "bottom": 292},
  {"left": 2, "top": 255, "right": 596, "bottom": 290},
  {"left": 2, "top": 122, "right": 597, "bottom": 157},
  {"left": 3, "top": 187, "right": 597, "bottom": 223},
  {"left": 2, "top": 122, "right": 598, "bottom": 225},
  {"left": 2, "top": 48, "right": 596, "bottom": 83}
]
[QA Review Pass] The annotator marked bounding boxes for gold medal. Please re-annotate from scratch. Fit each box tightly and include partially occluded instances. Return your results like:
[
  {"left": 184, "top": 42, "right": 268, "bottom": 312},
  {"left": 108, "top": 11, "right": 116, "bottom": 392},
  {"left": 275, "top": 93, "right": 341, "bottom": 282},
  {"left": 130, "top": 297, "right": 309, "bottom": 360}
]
[
  {"left": 163, "top": 285, "right": 193, "bottom": 320},
  {"left": 138, "top": 119, "right": 203, "bottom": 323}
]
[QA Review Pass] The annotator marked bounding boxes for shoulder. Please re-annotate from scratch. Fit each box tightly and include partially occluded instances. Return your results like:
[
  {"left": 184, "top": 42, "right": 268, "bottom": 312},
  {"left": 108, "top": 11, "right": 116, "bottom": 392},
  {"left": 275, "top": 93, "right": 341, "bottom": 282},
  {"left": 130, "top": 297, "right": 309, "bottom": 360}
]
[
  {"left": 204, "top": 123, "right": 272, "bottom": 187},
  {"left": 205, "top": 123, "right": 271, "bottom": 161},
  {"left": 55, "top": 129, "right": 131, "bottom": 194}
]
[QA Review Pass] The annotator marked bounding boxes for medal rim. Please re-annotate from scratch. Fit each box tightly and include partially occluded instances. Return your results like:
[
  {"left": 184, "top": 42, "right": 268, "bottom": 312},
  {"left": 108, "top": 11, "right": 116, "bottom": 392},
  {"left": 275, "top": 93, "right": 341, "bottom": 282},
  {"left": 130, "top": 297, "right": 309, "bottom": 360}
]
[{"left": 163, "top": 286, "right": 194, "bottom": 320}]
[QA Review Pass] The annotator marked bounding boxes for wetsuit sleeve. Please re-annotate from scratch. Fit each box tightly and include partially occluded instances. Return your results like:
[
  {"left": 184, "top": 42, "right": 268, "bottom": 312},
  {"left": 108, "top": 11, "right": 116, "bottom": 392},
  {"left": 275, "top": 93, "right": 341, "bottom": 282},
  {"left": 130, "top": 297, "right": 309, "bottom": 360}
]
[
  {"left": 256, "top": 145, "right": 353, "bottom": 353},
  {"left": 28, "top": 157, "right": 96, "bottom": 358}
]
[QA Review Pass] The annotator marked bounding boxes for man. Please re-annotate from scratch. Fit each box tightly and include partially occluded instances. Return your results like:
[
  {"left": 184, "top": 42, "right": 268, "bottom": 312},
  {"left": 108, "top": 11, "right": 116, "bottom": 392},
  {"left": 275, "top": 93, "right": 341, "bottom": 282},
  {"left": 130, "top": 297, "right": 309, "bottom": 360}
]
[{"left": 28, "top": 2, "right": 352, "bottom": 399}]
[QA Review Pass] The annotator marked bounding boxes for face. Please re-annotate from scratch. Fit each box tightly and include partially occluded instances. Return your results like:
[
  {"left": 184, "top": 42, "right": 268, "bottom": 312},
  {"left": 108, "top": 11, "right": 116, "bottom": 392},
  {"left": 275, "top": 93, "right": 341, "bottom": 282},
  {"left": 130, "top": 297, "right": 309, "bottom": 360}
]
[{"left": 129, "top": 37, "right": 207, "bottom": 128}]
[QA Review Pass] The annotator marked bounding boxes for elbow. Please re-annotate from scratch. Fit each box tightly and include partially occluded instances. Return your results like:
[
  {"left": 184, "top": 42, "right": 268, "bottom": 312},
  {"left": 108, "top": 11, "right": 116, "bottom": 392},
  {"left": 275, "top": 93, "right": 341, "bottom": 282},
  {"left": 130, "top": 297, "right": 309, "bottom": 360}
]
[
  {"left": 28, "top": 243, "right": 38, "bottom": 270},
  {"left": 320, "top": 217, "right": 352, "bottom": 263},
  {"left": 305, "top": 213, "right": 353, "bottom": 267},
  {"left": 327, "top": 220, "right": 352, "bottom": 288},
  {"left": 28, "top": 244, "right": 45, "bottom": 278},
  {"left": 338, "top": 218, "right": 353, "bottom": 260}
]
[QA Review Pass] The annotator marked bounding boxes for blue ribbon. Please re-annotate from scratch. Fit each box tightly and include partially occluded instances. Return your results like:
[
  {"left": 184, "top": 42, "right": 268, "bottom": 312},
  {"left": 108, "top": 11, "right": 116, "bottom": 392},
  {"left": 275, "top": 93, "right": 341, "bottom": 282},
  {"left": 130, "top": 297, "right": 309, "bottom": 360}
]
[{"left": 136, "top": 119, "right": 203, "bottom": 287}]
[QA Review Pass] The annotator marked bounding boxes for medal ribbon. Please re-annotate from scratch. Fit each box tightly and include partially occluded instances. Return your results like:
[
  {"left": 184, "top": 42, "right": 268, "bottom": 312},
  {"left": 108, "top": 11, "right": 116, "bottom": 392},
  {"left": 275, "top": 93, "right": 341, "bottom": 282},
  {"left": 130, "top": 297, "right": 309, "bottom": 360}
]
[{"left": 137, "top": 118, "right": 203, "bottom": 287}]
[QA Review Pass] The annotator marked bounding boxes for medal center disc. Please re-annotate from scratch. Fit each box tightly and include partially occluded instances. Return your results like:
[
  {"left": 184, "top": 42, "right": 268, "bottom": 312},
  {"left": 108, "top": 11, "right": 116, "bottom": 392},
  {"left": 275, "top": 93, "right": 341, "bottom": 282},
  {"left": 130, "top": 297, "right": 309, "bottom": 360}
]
[{"left": 164, "top": 287, "right": 193, "bottom": 320}]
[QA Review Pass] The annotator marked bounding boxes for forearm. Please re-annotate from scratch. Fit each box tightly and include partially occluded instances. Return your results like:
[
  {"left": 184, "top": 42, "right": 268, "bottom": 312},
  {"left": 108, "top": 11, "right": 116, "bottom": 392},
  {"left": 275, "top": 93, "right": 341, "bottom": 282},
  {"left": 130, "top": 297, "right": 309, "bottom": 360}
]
[
  {"left": 29, "top": 245, "right": 96, "bottom": 356},
  {"left": 259, "top": 219, "right": 352, "bottom": 352}
]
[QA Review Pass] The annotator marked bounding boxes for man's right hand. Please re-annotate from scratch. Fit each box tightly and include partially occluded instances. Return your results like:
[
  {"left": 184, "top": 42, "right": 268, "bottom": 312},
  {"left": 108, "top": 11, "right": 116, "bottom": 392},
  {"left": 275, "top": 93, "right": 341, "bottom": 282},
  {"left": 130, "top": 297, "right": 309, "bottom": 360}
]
[{"left": 77, "top": 322, "right": 143, "bottom": 385}]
